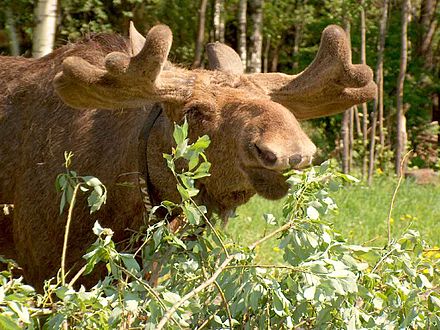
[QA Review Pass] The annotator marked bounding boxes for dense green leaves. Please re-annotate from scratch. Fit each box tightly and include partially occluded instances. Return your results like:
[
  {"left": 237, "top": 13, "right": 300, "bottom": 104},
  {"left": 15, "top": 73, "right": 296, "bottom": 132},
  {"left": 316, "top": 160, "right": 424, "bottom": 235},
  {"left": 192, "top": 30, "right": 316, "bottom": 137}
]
[{"left": 2, "top": 124, "right": 439, "bottom": 328}]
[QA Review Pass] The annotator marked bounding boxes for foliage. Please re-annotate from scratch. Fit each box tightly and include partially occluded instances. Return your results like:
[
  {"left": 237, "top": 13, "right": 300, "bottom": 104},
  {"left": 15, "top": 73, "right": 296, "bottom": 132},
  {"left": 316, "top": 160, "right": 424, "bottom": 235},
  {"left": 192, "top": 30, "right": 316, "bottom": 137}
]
[{"left": 1, "top": 122, "right": 440, "bottom": 329}]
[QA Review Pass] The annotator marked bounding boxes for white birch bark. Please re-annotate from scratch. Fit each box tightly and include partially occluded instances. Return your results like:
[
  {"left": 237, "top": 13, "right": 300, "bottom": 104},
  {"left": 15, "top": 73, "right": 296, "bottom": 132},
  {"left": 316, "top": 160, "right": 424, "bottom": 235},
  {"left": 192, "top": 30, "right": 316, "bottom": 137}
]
[
  {"left": 395, "top": 0, "right": 410, "bottom": 175},
  {"left": 249, "top": 0, "right": 263, "bottom": 73},
  {"left": 213, "top": 0, "right": 225, "bottom": 43},
  {"left": 238, "top": 0, "right": 247, "bottom": 68},
  {"left": 32, "top": 0, "right": 58, "bottom": 58}
]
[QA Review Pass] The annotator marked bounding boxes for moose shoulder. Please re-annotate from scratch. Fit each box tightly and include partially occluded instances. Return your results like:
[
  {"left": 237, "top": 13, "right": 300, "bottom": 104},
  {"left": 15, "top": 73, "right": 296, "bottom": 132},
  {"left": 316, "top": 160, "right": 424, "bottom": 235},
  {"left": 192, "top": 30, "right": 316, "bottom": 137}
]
[{"left": 0, "top": 23, "right": 376, "bottom": 289}]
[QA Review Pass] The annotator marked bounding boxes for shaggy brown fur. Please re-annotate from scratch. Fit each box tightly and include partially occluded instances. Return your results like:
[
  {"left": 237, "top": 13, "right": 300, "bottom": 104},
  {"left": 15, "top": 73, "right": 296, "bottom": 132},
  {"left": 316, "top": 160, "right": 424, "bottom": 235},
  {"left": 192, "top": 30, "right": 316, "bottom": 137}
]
[{"left": 0, "top": 24, "right": 375, "bottom": 290}]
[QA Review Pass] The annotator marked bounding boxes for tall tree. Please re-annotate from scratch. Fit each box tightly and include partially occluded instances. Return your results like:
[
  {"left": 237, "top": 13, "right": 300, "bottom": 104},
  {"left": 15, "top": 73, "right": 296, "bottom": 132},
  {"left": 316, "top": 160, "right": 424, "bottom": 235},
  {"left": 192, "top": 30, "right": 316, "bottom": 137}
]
[
  {"left": 417, "top": 0, "right": 438, "bottom": 69},
  {"left": 32, "top": 0, "right": 58, "bottom": 58},
  {"left": 341, "top": 20, "right": 353, "bottom": 174},
  {"left": 213, "top": 0, "right": 225, "bottom": 42},
  {"left": 192, "top": 0, "right": 209, "bottom": 68},
  {"left": 395, "top": 0, "right": 410, "bottom": 175},
  {"left": 360, "top": 0, "right": 368, "bottom": 178},
  {"left": 237, "top": 0, "right": 247, "bottom": 68},
  {"left": 5, "top": 7, "right": 20, "bottom": 55},
  {"left": 368, "top": 0, "right": 388, "bottom": 185},
  {"left": 248, "top": 0, "right": 264, "bottom": 73}
]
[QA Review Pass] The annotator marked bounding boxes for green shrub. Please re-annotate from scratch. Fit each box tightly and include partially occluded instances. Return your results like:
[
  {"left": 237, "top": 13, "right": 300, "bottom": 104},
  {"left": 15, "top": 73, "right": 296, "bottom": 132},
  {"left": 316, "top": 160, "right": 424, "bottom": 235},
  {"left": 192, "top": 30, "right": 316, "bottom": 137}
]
[{"left": 1, "top": 121, "right": 439, "bottom": 329}]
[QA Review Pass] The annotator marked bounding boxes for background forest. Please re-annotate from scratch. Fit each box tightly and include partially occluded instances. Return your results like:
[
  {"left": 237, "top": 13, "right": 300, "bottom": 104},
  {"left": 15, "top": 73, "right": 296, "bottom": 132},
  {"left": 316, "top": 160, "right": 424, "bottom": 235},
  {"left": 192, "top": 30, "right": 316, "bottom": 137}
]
[{"left": 0, "top": 0, "right": 439, "bottom": 179}]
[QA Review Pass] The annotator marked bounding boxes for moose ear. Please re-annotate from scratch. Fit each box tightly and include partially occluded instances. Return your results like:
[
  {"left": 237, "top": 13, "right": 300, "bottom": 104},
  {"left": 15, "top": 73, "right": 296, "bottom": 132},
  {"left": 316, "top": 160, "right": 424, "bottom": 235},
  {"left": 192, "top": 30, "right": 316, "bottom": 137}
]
[
  {"left": 129, "top": 21, "right": 146, "bottom": 56},
  {"left": 206, "top": 42, "right": 244, "bottom": 74}
]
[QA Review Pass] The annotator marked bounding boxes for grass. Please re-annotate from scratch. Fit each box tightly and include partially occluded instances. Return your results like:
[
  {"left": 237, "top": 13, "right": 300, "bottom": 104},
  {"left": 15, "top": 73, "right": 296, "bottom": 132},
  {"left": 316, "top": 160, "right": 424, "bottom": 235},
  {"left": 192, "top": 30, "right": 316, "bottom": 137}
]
[{"left": 225, "top": 175, "right": 440, "bottom": 263}]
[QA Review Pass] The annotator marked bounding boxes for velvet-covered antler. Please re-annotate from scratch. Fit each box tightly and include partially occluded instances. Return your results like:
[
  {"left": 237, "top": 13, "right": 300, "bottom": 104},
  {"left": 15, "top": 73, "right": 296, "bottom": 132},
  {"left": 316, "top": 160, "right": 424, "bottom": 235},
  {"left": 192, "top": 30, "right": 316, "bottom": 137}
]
[
  {"left": 54, "top": 25, "right": 194, "bottom": 109},
  {"left": 244, "top": 25, "right": 376, "bottom": 120},
  {"left": 206, "top": 42, "right": 244, "bottom": 75}
]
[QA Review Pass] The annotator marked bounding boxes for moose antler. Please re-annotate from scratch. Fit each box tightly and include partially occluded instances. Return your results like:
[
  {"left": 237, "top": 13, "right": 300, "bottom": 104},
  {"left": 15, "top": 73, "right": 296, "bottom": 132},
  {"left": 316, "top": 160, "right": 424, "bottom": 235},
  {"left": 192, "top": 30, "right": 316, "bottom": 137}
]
[
  {"left": 54, "top": 25, "right": 194, "bottom": 109},
  {"left": 246, "top": 25, "right": 376, "bottom": 120},
  {"left": 206, "top": 42, "right": 244, "bottom": 75}
]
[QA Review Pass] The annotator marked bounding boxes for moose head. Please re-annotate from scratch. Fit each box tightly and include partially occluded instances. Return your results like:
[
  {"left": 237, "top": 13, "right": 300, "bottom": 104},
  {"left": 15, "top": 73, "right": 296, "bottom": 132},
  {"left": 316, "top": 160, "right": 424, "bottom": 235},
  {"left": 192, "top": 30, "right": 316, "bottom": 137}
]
[{"left": 53, "top": 23, "right": 375, "bottom": 216}]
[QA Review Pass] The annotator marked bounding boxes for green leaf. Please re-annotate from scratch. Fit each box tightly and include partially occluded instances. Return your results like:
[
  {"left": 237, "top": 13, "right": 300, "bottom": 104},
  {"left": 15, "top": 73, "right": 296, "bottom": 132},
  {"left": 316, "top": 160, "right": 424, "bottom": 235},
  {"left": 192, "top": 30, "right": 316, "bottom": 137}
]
[
  {"left": 303, "top": 286, "right": 316, "bottom": 300},
  {"left": 190, "top": 135, "right": 211, "bottom": 153},
  {"left": 0, "top": 314, "right": 21, "bottom": 330},
  {"left": 307, "top": 206, "right": 319, "bottom": 220},
  {"left": 173, "top": 120, "right": 188, "bottom": 145},
  {"left": 120, "top": 253, "right": 140, "bottom": 273}
]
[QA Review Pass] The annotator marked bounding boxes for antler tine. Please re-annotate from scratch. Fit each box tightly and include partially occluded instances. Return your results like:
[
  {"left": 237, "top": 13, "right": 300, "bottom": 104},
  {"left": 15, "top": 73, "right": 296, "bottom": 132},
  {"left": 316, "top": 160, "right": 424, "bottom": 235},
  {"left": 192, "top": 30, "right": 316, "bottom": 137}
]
[
  {"left": 54, "top": 24, "right": 193, "bottom": 110},
  {"left": 246, "top": 25, "right": 376, "bottom": 120}
]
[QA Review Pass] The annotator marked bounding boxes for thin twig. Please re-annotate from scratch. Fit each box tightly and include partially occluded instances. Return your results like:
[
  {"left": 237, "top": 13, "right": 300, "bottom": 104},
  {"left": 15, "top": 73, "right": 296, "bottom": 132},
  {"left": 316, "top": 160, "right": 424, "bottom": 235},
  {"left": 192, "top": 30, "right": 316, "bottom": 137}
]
[
  {"left": 249, "top": 220, "right": 295, "bottom": 250},
  {"left": 156, "top": 254, "right": 234, "bottom": 330},
  {"left": 371, "top": 247, "right": 396, "bottom": 273},
  {"left": 387, "top": 150, "right": 412, "bottom": 244},
  {"left": 115, "top": 264, "right": 183, "bottom": 329},
  {"left": 61, "top": 183, "right": 81, "bottom": 286},
  {"left": 197, "top": 314, "right": 216, "bottom": 330},
  {"left": 213, "top": 280, "right": 233, "bottom": 329},
  {"left": 68, "top": 264, "right": 87, "bottom": 287},
  {"left": 190, "top": 197, "right": 229, "bottom": 257},
  {"left": 224, "top": 264, "right": 303, "bottom": 272}
]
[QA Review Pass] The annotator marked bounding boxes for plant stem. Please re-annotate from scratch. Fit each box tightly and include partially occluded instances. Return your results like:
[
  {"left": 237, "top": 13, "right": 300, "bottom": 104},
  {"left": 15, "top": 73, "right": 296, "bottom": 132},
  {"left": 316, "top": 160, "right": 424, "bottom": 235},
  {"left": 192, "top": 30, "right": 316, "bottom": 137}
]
[
  {"left": 156, "top": 254, "right": 234, "bottom": 330},
  {"left": 213, "top": 280, "right": 233, "bottom": 329},
  {"left": 61, "top": 183, "right": 81, "bottom": 286},
  {"left": 386, "top": 150, "right": 412, "bottom": 244}
]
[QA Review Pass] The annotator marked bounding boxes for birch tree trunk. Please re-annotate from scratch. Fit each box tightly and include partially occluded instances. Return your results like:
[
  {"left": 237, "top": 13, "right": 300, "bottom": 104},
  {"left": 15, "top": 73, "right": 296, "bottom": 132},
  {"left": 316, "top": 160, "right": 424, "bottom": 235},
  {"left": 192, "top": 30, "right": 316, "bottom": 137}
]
[
  {"left": 341, "top": 21, "right": 353, "bottom": 174},
  {"left": 238, "top": 0, "right": 247, "bottom": 68},
  {"left": 249, "top": 0, "right": 264, "bottom": 73},
  {"left": 33, "top": 0, "right": 58, "bottom": 58},
  {"left": 192, "top": 0, "right": 209, "bottom": 68},
  {"left": 213, "top": 0, "right": 225, "bottom": 42},
  {"left": 368, "top": 0, "right": 388, "bottom": 185},
  {"left": 5, "top": 8, "right": 20, "bottom": 56},
  {"left": 395, "top": 0, "right": 410, "bottom": 175},
  {"left": 342, "top": 110, "right": 351, "bottom": 173}
]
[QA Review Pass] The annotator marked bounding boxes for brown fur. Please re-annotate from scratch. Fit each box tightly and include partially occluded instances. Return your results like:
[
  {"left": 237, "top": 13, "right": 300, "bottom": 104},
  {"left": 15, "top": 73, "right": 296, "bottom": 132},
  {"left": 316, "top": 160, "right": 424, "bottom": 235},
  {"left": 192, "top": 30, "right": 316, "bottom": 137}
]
[{"left": 0, "top": 25, "right": 375, "bottom": 290}]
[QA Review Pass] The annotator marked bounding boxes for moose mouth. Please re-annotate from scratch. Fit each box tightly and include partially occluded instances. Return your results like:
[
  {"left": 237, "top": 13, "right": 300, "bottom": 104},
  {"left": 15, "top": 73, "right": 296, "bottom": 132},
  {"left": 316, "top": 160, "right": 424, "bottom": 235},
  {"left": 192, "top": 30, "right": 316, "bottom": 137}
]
[{"left": 245, "top": 167, "right": 290, "bottom": 200}]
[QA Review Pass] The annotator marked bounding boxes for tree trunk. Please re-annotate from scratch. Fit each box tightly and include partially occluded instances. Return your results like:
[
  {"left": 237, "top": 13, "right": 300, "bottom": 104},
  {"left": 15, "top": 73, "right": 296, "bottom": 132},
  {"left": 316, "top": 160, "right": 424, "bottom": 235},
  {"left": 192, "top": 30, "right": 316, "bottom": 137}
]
[
  {"left": 238, "top": 0, "right": 247, "bottom": 68},
  {"left": 248, "top": 0, "right": 264, "bottom": 73},
  {"left": 417, "top": 0, "right": 438, "bottom": 69},
  {"left": 395, "top": 0, "right": 410, "bottom": 175},
  {"left": 341, "top": 21, "right": 353, "bottom": 174},
  {"left": 293, "top": 24, "right": 301, "bottom": 71},
  {"left": 263, "top": 35, "right": 270, "bottom": 73},
  {"left": 270, "top": 43, "right": 279, "bottom": 72},
  {"left": 192, "top": 0, "right": 209, "bottom": 68},
  {"left": 32, "top": 0, "right": 58, "bottom": 58},
  {"left": 368, "top": 0, "right": 388, "bottom": 185},
  {"left": 213, "top": 0, "right": 225, "bottom": 42},
  {"left": 5, "top": 8, "right": 20, "bottom": 56},
  {"left": 360, "top": 0, "right": 369, "bottom": 178},
  {"left": 342, "top": 110, "right": 351, "bottom": 174}
]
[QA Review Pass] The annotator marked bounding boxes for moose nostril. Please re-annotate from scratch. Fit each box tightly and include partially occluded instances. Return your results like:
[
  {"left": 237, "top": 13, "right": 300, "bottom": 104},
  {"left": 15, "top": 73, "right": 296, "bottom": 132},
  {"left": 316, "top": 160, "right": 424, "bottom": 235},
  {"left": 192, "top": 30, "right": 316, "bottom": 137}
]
[
  {"left": 289, "top": 154, "right": 302, "bottom": 167},
  {"left": 255, "top": 144, "right": 277, "bottom": 165}
]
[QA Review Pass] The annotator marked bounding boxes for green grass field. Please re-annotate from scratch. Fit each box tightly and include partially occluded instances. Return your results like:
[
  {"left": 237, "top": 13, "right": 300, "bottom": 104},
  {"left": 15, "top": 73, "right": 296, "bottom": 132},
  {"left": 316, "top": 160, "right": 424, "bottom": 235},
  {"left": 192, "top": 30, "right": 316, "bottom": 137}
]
[{"left": 225, "top": 175, "right": 440, "bottom": 263}]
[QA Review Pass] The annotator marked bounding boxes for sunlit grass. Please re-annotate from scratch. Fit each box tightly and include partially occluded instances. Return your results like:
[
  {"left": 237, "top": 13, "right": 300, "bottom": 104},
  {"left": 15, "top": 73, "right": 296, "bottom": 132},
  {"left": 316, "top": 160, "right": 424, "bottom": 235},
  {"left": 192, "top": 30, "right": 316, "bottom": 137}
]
[{"left": 225, "top": 175, "right": 440, "bottom": 263}]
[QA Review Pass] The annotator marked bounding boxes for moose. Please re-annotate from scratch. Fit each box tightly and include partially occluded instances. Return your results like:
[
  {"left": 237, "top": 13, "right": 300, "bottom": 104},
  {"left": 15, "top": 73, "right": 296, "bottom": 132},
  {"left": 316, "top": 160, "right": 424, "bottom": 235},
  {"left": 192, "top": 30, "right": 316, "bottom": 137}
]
[{"left": 0, "top": 23, "right": 376, "bottom": 290}]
